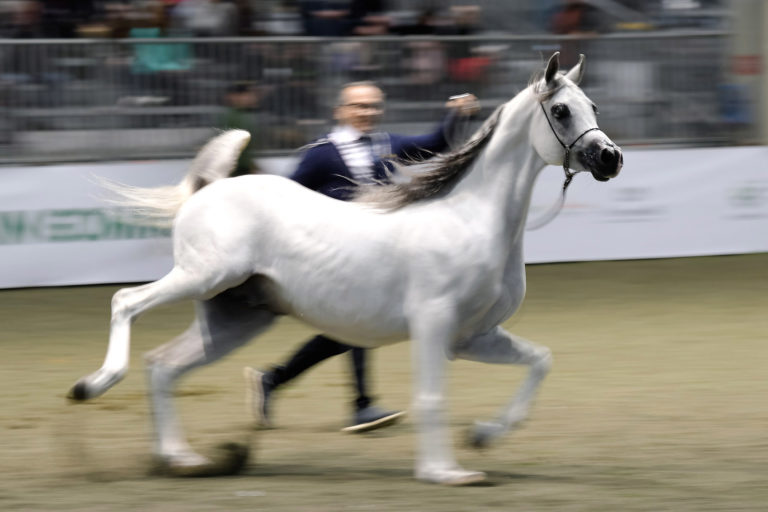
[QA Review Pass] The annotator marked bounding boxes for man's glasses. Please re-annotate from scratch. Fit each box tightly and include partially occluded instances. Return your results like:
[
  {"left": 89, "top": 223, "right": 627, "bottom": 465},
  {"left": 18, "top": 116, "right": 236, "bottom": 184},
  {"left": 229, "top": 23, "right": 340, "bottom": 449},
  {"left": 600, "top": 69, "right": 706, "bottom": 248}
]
[{"left": 343, "top": 102, "right": 384, "bottom": 111}]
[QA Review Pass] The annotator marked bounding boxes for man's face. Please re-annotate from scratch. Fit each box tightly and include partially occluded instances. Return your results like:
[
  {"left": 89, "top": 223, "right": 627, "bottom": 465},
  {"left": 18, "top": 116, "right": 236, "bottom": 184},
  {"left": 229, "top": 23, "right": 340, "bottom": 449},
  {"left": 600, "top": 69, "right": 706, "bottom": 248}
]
[{"left": 335, "top": 85, "right": 384, "bottom": 134}]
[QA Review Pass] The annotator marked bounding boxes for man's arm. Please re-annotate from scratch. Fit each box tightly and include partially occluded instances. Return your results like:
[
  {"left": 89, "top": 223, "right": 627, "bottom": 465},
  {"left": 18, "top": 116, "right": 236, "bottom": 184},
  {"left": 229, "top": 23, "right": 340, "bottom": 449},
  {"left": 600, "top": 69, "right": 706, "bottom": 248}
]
[
  {"left": 390, "top": 118, "right": 452, "bottom": 161},
  {"left": 390, "top": 93, "right": 481, "bottom": 161}
]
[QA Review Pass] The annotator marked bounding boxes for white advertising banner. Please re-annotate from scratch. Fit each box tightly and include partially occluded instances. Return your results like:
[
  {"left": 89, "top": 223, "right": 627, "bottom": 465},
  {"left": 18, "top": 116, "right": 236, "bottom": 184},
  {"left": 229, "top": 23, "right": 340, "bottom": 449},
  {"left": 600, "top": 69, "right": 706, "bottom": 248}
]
[
  {"left": 0, "top": 161, "right": 188, "bottom": 289},
  {"left": 1, "top": 146, "right": 767, "bottom": 289},
  {"left": 526, "top": 146, "right": 768, "bottom": 262}
]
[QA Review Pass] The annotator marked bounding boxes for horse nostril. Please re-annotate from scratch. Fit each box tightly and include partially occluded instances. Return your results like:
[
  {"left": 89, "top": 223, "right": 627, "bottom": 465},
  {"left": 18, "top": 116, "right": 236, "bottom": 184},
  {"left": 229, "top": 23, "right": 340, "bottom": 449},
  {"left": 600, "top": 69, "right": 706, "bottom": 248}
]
[{"left": 600, "top": 147, "right": 616, "bottom": 164}]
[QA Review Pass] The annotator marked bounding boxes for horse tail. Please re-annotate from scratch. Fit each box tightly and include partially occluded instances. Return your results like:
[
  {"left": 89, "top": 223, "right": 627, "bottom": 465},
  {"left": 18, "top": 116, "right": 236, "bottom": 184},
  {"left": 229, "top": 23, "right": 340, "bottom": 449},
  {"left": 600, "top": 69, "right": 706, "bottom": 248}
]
[{"left": 100, "top": 130, "right": 251, "bottom": 227}]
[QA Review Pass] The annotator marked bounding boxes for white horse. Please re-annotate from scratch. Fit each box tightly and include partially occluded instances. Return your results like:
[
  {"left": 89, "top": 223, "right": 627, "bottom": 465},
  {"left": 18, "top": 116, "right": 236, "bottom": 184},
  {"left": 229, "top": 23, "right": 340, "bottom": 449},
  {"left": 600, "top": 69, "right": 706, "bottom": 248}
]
[{"left": 69, "top": 53, "right": 622, "bottom": 485}]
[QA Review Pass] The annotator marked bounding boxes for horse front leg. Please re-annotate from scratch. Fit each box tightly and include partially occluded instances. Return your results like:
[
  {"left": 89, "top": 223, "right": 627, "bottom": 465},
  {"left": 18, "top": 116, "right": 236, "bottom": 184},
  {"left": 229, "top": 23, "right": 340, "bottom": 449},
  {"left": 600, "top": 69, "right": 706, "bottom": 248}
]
[
  {"left": 409, "top": 306, "right": 486, "bottom": 485},
  {"left": 452, "top": 326, "right": 552, "bottom": 447}
]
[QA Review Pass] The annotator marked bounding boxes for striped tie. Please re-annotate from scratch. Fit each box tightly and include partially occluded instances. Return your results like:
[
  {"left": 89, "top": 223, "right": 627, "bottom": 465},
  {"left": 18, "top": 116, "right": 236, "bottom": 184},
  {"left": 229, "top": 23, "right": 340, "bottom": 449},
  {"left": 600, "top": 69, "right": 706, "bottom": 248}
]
[{"left": 338, "top": 135, "right": 375, "bottom": 182}]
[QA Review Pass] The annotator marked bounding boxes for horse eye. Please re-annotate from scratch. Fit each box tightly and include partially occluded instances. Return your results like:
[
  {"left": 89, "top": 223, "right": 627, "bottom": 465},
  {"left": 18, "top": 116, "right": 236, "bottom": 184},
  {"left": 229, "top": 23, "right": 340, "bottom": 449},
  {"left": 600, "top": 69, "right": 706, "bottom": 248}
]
[
  {"left": 592, "top": 104, "right": 599, "bottom": 115},
  {"left": 551, "top": 104, "right": 570, "bottom": 120}
]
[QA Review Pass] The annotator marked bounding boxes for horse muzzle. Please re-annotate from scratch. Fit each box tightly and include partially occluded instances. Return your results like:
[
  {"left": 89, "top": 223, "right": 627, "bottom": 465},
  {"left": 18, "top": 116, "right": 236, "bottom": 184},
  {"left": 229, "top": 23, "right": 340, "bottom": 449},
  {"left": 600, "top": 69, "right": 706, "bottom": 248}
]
[{"left": 581, "top": 142, "right": 623, "bottom": 181}]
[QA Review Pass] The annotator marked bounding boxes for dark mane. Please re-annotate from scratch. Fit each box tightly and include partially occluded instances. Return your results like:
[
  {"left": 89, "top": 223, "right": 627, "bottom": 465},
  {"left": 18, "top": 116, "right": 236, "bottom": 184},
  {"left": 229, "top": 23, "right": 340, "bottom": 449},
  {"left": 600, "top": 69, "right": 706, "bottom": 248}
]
[{"left": 354, "top": 104, "right": 505, "bottom": 210}]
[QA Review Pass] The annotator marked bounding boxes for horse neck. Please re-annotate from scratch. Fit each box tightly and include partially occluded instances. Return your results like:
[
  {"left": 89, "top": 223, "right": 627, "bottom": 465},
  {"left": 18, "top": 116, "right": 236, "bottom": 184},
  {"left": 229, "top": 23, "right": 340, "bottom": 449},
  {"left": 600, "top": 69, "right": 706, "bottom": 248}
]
[{"left": 454, "top": 88, "right": 545, "bottom": 243}]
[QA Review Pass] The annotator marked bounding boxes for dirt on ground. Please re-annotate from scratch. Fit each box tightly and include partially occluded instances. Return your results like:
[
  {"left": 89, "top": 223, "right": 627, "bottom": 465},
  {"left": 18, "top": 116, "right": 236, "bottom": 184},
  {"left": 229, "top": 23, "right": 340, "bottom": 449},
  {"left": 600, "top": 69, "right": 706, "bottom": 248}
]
[{"left": 0, "top": 254, "right": 766, "bottom": 511}]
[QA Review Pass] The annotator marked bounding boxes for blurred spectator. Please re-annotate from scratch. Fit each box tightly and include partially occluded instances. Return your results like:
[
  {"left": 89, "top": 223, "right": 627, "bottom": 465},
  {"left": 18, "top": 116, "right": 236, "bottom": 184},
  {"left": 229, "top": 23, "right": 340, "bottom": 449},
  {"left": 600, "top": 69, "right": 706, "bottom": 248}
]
[
  {"left": 98, "top": 2, "right": 133, "bottom": 38},
  {"left": 298, "top": 0, "right": 350, "bottom": 36},
  {"left": 119, "top": 1, "right": 192, "bottom": 105},
  {"left": 550, "top": 0, "right": 608, "bottom": 35},
  {"left": 549, "top": 0, "right": 606, "bottom": 67},
  {"left": 391, "top": 6, "right": 438, "bottom": 35},
  {"left": 442, "top": 6, "right": 490, "bottom": 85},
  {"left": 547, "top": 1, "right": 651, "bottom": 35},
  {"left": 348, "top": 0, "right": 390, "bottom": 36},
  {"left": 259, "top": 42, "right": 323, "bottom": 147},
  {"left": 172, "top": 0, "right": 239, "bottom": 36},
  {"left": 441, "top": 4, "right": 481, "bottom": 36},
  {"left": 219, "top": 81, "right": 262, "bottom": 176},
  {"left": 0, "top": 0, "right": 102, "bottom": 38},
  {"left": 233, "top": 0, "right": 257, "bottom": 35},
  {"left": 298, "top": 0, "right": 391, "bottom": 36},
  {"left": 7, "top": 0, "right": 45, "bottom": 39},
  {"left": 1, "top": 1, "right": 67, "bottom": 85},
  {"left": 40, "top": 0, "right": 98, "bottom": 38},
  {"left": 404, "top": 40, "right": 446, "bottom": 96},
  {"left": 249, "top": 0, "right": 304, "bottom": 36},
  {"left": 718, "top": 83, "right": 752, "bottom": 136}
]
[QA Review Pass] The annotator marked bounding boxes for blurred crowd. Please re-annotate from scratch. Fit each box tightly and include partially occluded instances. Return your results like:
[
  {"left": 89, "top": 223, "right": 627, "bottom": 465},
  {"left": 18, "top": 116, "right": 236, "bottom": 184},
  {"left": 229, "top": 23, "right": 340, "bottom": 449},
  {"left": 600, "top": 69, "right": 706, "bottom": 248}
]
[
  {"left": 0, "top": 0, "right": 738, "bottom": 161},
  {"left": 0, "top": 1, "right": 727, "bottom": 40},
  {"left": 0, "top": 1, "right": 485, "bottom": 39}
]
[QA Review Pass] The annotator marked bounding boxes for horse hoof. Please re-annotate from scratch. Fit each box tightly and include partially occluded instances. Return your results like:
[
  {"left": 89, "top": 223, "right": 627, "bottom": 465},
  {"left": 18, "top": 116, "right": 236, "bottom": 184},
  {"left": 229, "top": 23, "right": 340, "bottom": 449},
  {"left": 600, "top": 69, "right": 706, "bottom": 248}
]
[
  {"left": 68, "top": 380, "right": 90, "bottom": 401},
  {"left": 67, "top": 370, "right": 123, "bottom": 402},
  {"left": 211, "top": 442, "right": 250, "bottom": 475},
  {"left": 153, "top": 443, "right": 249, "bottom": 478},
  {"left": 468, "top": 421, "right": 502, "bottom": 449},
  {"left": 468, "top": 430, "right": 491, "bottom": 449},
  {"left": 416, "top": 467, "right": 487, "bottom": 486},
  {"left": 67, "top": 379, "right": 93, "bottom": 402}
]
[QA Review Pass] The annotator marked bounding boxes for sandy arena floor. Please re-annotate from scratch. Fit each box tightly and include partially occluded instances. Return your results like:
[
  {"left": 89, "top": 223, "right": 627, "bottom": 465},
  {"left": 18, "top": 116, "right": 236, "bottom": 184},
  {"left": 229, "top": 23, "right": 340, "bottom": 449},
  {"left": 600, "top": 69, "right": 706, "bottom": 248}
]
[{"left": 0, "top": 254, "right": 766, "bottom": 511}]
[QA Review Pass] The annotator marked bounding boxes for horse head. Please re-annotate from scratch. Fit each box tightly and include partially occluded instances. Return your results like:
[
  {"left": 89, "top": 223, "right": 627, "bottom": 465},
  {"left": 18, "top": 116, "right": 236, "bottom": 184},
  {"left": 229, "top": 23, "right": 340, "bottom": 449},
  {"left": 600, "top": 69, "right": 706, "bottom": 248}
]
[{"left": 531, "top": 52, "right": 623, "bottom": 182}]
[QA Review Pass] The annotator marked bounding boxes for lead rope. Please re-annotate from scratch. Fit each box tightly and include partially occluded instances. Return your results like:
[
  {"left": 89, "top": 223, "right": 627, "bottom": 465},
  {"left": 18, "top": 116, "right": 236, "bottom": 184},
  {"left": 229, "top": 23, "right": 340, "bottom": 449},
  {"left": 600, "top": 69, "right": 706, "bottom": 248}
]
[
  {"left": 524, "top": 168, "right": 573, "bottom": 231},
  {"left": 526, "top": 103, "right": 599, "bottom": 231}
]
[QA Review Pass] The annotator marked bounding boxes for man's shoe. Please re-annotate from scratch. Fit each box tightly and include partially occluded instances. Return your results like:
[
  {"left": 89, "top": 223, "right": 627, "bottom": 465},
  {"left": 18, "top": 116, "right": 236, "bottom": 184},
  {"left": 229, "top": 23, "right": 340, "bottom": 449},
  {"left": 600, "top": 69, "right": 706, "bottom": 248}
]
[
  {"left": 341, "top": 406, "right": 405, "bottom": 433},
  {"left": 243, "top": 367, "right": 273, "bottom": 428}
]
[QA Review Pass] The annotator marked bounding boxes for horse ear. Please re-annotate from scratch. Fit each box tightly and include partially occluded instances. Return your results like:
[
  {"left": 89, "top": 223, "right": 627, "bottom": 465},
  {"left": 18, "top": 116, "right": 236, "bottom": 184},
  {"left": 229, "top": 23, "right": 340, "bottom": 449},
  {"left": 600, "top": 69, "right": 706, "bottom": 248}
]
[
  {"left": 545, "top": 52, "right": 560, "bottom": 84},
  {"left": 565, "top": 54, "right": 586, "bottom": 85}
]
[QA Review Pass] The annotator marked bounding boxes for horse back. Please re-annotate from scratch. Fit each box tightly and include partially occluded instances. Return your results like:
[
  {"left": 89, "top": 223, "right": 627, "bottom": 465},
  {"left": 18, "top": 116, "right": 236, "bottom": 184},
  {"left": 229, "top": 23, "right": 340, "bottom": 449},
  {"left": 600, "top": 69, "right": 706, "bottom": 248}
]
[{"left": 173, "top": 175, "right": 412, "bottom": 342}]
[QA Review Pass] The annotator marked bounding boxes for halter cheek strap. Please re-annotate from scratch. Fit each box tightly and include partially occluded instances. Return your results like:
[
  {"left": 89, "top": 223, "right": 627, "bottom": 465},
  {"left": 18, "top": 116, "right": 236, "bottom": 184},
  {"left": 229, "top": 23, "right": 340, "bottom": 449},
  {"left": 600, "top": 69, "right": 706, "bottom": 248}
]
[
  {"left": 539, "top": 102, "right": 600, "bottom": 190},
  {"left": 526, "top": 103, "right": 600, "bottom": 231}
]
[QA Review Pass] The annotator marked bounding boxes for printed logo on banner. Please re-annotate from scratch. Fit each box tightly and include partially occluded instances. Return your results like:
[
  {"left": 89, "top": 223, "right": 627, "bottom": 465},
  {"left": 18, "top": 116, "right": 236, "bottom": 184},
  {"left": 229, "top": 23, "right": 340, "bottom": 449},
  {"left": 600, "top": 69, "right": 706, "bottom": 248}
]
[
  {"left": 603, "top": 186, "right": 666, "bottom": 222},
  {"left": 726, "top": 180, "right": 768, "bottom": 219},
  {"left": 0, "top": 208, "right": 170, "bottom": 245}
]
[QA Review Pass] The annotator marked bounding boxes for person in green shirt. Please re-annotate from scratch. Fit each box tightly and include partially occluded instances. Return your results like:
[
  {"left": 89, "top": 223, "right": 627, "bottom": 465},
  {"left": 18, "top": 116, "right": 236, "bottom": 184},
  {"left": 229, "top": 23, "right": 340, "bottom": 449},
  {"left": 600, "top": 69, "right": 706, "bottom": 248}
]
[{"left": 220, "top": 82, "right": 261, "bottom": 176}]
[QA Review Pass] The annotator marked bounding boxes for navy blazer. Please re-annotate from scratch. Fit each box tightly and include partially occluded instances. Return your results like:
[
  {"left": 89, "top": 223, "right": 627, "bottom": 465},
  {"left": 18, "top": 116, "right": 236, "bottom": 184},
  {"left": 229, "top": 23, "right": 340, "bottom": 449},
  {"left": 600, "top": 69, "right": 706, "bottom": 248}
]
[{"left": 291, "top": 115, "right": 457, "bottom": 201}]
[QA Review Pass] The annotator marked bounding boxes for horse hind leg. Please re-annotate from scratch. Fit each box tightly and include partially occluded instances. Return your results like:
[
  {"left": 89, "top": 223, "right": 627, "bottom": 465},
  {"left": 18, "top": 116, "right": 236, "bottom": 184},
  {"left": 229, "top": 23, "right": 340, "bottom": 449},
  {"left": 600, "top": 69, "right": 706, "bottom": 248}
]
[
  {"left": 451, "top": 326, "right": 552, "bottom": 448},
  {"left": 146, "top": 291, "right": 275, "bottom": 474},
  {"left": 68, "top": 266, "right": 238, "bottom": 401}
]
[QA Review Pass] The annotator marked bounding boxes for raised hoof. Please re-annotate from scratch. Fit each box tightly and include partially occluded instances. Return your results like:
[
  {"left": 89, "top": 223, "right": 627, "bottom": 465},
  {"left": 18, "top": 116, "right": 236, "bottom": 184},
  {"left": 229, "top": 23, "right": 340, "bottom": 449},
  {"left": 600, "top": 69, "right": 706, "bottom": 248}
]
[
  {"left": 468, "top": 421, "right": 503, "bottom": 449},
  {"left": 416, "top": 467, "right": 487, "bottom": 486},
  {"left": 67, "top": 370, "right": 123, "bottom": 402},
  {"left": 68, "top": 381, "right": 90, "bottom": 402},
  {"left": 152, "top": 443, "right": 249, "bottom": 478}
]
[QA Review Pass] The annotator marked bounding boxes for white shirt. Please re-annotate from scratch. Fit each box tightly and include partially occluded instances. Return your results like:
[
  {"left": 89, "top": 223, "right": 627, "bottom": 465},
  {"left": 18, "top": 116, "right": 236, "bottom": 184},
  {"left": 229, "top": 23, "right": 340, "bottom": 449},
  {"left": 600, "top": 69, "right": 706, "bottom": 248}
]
[{"left": 328, "top": 125, "right": 375, "bottom": 182}]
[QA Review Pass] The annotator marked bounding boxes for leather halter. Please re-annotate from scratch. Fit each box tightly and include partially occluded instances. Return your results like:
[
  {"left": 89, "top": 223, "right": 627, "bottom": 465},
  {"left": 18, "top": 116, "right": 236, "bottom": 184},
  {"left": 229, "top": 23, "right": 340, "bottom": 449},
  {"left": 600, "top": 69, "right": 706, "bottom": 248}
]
[
  {"left": 526, "top": 102, "right": 600, "bottom": 231},
  {"left": 539, "top": 102, "right": 600, "bottom": 190}
]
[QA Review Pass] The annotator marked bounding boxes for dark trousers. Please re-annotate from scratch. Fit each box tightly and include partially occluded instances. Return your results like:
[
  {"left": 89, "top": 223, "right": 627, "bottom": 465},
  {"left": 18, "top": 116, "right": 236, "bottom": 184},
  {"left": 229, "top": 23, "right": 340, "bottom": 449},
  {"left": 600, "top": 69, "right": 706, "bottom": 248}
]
[{"left": 269, "top": 334, "right": 371, "bottom": 411}]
